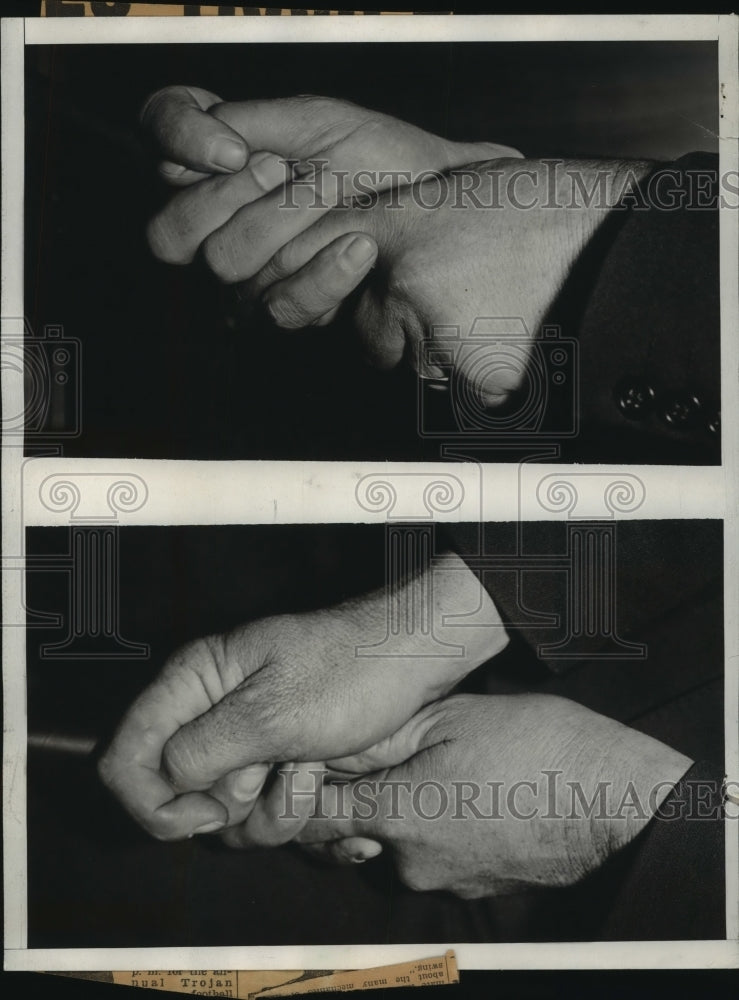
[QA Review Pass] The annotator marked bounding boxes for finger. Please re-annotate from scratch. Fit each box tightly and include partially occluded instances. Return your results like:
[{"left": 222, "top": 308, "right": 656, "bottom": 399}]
[
  {"left": 292, "top": 778, "right": 366, "bottom": 846},
  {"left": 297, "top": 706, "right": 447, "bottom": 846},
  {"left": 157, "top": 160, "right": 212, "bottom": 188},
  {"left": 326, "top": 703, "right": 442, "bottom": 776},
  {"left": 98, "top": 663, "right": 229, "bottom": 840},
  {"left": 147, "top": 152, "right": 291, "bottom": 265},
  {"left": 454, "top": 140, "right": 525, "bottom": 163},
  {"left": 299, "top": 837, "right": 383, "bottom": 865},
  {"left": 240, "top": 203, "right": 380, "bottom": 301},
  {"left": 161, "top": 676, "right": 302, "bottom": 792},
  {"left": 452, "top": 328, "right": 534, "bottom": 409},
  {"left": 208, "top": 762, "right": 271, "bottom": 828},
  {"left": 208, "top": 97, "right": 355, "bottom": 160},
  {"left": 220, "top": 761, "right": 326, "bottom": 849},
  {"left": 260, "top": 233, "right": 377, "bottom": 330},
  {"left": 200, "top": 163, "right": 345, "bottom": 283},
  {"left": 141, "top": 85, "right": 248, "bottom": 176},
  {"left": 313, "top": 305, "right": 341, "bottom": 327},
  {"left": 210, "top": 99, "right": 523, "bottom": 178}
]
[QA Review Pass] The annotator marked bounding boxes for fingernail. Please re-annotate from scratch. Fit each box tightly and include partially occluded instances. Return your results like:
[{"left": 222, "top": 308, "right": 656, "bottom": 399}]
[
  {"left": 211, "top": 136, "right": 246, "bottom": 172},
  {"left": 340, "top": 235, "right": 377, "bottom": 270},
  {"left": 232, "top": 765, "right": 268, "bottom": 801},
  {"left": 419, "top": 366, "right": 449, "bottom": 383},
  {"left": 351, "top": 856, "right": 367, "bottom": 864},
  {"left": 358, "top": 842, "right": 383, "bottom": 861},
  {"left": 160, "top": 162, "right": 186, "bottom": 179},
  {"left": 481, "top": 391, "right": 508, "bottom": 410},
  {"left": 249, "top": 152, "right": 288, "bottom": 191},
  {"left": 192, "top": 820, "right": 225, "bottom": 835}
]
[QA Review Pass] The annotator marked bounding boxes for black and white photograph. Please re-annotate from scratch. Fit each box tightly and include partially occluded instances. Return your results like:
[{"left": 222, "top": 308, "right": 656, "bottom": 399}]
[
  {"left": 2, "top": 11, "right": 738, "bottom": 977},
  {"left": 23, "top": 33, "right": 723, "bottom": 464},
  {"left": 25, "top": 519, "right": 726, "bottom": 946}
]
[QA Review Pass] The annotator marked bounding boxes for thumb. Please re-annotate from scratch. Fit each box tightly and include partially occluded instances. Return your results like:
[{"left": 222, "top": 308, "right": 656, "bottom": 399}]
[
  {"left": 141, "top": 85, "right": 248, "bottom": 181},
  {"left": 208, "top": 97, "right": 328, "bottom": 160},
  {"left": 451, "top": 318, "right": 535, "bottom": 411},
  {"left": 300, "top": 836, "right": 384, "bottom": 866},
  {"left": 244, "top": 199, "right": 388, "bottom": 305},
  {"left": 325, "top": 702, "right": 443, "bottom": 775},
  {"left": 297, "top": 702, "right": 446, "bottom": 846},
  {"left": 161, "top": 684, "right": 295, "bottom": 793}
]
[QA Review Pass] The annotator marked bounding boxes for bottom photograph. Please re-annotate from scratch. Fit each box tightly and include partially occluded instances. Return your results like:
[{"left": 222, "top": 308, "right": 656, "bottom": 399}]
[{"left": 25, "top": 520, "right": 725, "bottom": 948}]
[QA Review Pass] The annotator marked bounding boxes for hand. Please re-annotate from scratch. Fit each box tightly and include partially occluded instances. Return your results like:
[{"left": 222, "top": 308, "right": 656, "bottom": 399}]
[
  {"left": 162, "top": 156, "right": 653, "bottom": 406},
  {"left": 266, "top": 694, "right": 692, "bottom": 898},
  {"left": 142, "top": 87, "right": 521, "bottom": 282},
  {"left": 98, "top": 554, "right": 508, "bottom": 842}
]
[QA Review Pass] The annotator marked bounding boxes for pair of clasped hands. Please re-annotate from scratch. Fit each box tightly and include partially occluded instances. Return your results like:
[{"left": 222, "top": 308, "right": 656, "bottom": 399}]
[{"left": 99, "top": 88, "right": 690, "bottom": 898}]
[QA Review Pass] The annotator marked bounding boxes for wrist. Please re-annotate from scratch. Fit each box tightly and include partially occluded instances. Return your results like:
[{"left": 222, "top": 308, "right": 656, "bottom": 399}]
[
  {"left": 449, "top": 156, "right": 655, "bottom": 335},
  {"left": 338, "top": 551, "right": 508, "bottom": 699},
  {"left": 598, "top": 728, "right": 693, "bottom": 861}
]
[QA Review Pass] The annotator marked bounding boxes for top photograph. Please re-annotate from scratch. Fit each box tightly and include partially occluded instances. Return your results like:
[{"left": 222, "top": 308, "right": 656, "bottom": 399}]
[{"left": 24, "top": 38, "right": 722, "bottom": 463}]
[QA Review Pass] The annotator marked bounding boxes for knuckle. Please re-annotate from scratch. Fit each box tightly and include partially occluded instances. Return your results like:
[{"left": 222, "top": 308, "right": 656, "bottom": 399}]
[
  {"left": 139, "top": 86, "right": 174, "bottom": 127},
  {"left": 455, "top": 884, "right": 485, "bottom": 900},
  {"left": 269, "top": 242, "right": 299, "bottom": 279},
  {"left": 306, "top": 282, "right": 340, "bottom": 316},
  {"left": 243, "top": 824, "right": 280, "bottom": 849},
  {"left": 161, "top": 734, "right": 204, "bottom": 790},
  {"left": 160, "top": 634, "right": 220, "bottom": 686},
  {"left": 149, "top": 824, "right": 184, "bottom": 844},
  {"left": 206, "top": 101, "right": 243, "bottom": 134},
  {"left": 146, "top": 213, "right": 188, "bottom": 265},
  {"left": 385, "top": 259, "right": 425, "bottom": 305},
  {"left": 96, "top": 751, "right": 116, "bottom": 790},
  {"left": 263, "top": 290, "right": 309, "bottom": 330},
  {"left": 398, "top": 864, "right": 433, "bottom": 893},
  {"left": 291, "top": 94, "right": 346, "bottom": 123},
  {"left": 294, "top": 94, "right": 336, "bottom": 109},
  {"left": 220, "top": 827, "right": 248, "bottom": 850},
  {"left": 202, "top": 231, "right": 240, "bottom": 283},
  {"left": 255, "top": 258, "right": 286, "bottom": 295}
]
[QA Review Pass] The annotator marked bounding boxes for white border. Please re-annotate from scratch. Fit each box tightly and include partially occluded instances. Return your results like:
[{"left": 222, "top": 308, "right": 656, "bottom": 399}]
[
  {"left": 2, "top": 16, "right": 28, "bottom": 954},
  {"left": 16, "top": 459, "right": 728, "bottom": 525},
  {"left": 4, "top": 940, "right": 739, "bottom": 973},
  {"left": 24, "top": 13, "right": 721, "bottom": 45},
  {"left": 3, "top": 12, "right": 738, "bottom": 972},
  {"left": 718, "top": 13, "right": 739, "bottom": 945}
]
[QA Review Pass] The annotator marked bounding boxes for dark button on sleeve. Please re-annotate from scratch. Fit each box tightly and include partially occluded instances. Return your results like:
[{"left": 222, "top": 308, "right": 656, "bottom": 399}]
[
  {"left": 706, "top": 410, "right": 720, "bottom": 435},
  {"left": 660, "top": 394, "right": 702, "bottom": 428},
  {"left": 614, "top": 378, "right": 655, "bottom": 420}
]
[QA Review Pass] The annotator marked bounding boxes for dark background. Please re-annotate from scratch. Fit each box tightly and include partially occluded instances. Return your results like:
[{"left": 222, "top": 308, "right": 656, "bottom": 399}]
[
  {"left": 25, "top": 40, "right": 718, "bottom": 460},
  {"left": 25, "top": 521, "right": 724, "bottom": 948}
]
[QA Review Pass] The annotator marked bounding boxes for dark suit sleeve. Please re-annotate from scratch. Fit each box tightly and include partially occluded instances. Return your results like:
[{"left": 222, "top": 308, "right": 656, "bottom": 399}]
[
  {"left": 598, "top": 761, "right": 725, "bottom": 940},
  {"left": 443, "top": 519, "right": 722, "bottom": 676},
  {"left": 556, "top": 152, "right": 720, "bottom": 464}
]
